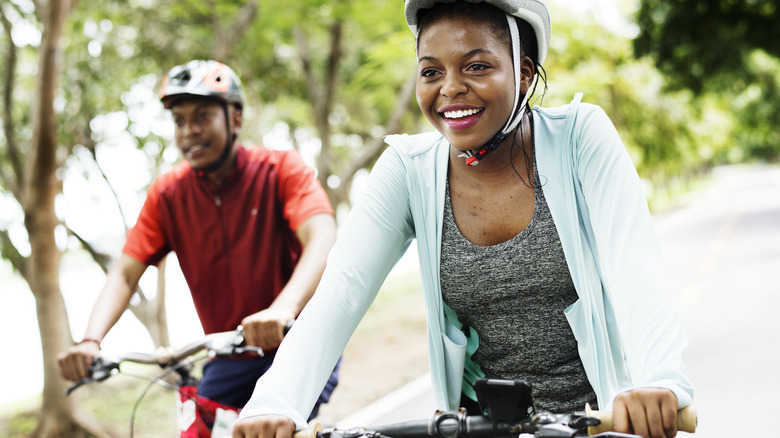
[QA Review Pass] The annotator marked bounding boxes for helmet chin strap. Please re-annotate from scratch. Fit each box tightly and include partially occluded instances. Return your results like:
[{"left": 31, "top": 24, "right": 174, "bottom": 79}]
[
  {"left": 194, "top": 102, "right": 235, "bottom": 173},
  {"left": 458, "top": 13, "right": 530, "bottom": 167}
]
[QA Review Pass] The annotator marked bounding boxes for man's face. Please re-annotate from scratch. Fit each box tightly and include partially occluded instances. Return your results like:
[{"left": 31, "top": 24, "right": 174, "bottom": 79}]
[{"left": 171, "top": 99, "right": 231, "bottom": 170}]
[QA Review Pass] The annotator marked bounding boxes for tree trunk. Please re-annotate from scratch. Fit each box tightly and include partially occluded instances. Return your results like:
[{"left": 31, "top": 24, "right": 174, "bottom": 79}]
[{"left": 23, "top": 0, "right": 108, "bottom": 436}]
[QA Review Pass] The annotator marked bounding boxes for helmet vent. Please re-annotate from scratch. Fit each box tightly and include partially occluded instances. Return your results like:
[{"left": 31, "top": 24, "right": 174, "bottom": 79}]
[{"left": 172, "top": 70, "right": 191, "bottom": 84}]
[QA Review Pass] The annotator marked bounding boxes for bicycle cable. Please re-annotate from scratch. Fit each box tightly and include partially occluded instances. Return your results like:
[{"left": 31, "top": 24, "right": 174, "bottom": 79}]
[{"left": 126, "top": 352, "right": 210, "bottom": 437}]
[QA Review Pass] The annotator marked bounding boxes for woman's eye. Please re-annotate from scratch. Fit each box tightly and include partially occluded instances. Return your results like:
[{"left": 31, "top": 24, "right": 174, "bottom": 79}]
[
  {"left": 467, "top": 63, "right": 489, "bottom": 72},
  {"left": 420, "top": 68, "right": 438, "bottom": 78}
]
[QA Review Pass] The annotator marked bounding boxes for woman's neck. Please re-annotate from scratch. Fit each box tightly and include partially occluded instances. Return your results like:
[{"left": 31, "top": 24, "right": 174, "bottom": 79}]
[{"left": 450, "top": 111, "right": 534, "bottom": 180}]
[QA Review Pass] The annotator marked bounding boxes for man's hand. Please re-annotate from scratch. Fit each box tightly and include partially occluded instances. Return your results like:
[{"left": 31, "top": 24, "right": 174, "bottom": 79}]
[
  {"left": 241, "top": 309, "right": 294, "bottom": 351},
  {"left": 232, "top": 414, "right": 296, "bottom": 438},
  {"left": 57, "top": 341, "right": 100, "bottom": 382},
  {"left": 612, "top": 388, "right": 679, "bottom": 438}
]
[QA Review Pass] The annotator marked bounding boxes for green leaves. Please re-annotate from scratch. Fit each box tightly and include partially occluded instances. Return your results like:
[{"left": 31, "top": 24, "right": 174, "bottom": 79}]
[{"left": 634, "top": 0, "right": 780, "bottom": 94}]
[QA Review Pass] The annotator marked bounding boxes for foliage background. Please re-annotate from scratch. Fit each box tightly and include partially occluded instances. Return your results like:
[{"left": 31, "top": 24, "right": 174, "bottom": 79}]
[{"left": 1, "top": 0, "right": 778, "bottom": 436}]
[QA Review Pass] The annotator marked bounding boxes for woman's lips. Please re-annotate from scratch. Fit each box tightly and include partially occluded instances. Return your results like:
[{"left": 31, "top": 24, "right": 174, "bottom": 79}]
[{"left": 440, "top": 108, "right": 484, "bottom": 130}]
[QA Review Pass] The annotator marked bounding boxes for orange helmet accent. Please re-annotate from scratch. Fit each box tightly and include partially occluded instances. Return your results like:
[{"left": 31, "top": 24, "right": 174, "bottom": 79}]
[{"left": 203, "top": 64, "right": 233, "bottom": 93}]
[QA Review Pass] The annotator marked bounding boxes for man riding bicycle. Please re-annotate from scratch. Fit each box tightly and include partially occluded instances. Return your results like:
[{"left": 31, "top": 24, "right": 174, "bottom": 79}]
[{"left": 57, "top": 60, "right": 340, "bottom": 422}]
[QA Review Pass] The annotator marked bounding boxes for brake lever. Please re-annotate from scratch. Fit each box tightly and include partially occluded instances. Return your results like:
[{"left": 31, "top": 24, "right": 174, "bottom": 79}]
[
  {"left": 209, "top": 339, "right": 264, "bottom": 358},
  {"left": 588, "top": 433, "right": 642, "bottom": 438},
  {"left": 208, "top": 326, "right": 264, "bottom": 358},
  {"left": 232, "top": 345, "right": 265, "bottom": 357},
  {"left": 65, "top": 377, "right": 90, "bottom": 396},
  {"left": 64, "top": 356, "right": 121, "bottom": 396}
]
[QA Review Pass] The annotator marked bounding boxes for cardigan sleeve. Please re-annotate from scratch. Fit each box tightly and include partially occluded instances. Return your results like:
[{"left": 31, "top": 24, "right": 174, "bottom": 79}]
[
  {"left": 238, "top": 146, "right": 416, "bottom": 428},
  {"left": 572, "top": 104, "right": 694, "bottom": 407}
]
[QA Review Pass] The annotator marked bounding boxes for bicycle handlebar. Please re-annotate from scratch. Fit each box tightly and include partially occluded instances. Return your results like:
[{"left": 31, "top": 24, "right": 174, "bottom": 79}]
[
  {"left": 65, "top": 326, "right": 264, "bottom": 396},
  {"left": 294, "top": 405, "right": 696, "bottom": 438},
  {"left": 584, "top": 404, "right": 696, "bottom": 436}
]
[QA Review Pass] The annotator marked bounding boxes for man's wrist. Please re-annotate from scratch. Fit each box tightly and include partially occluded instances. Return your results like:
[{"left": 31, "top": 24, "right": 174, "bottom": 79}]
[
  {"left": 265, "top": 304, "right": 299, "bottom": 321},
  {"left": 75, "top": 337, "right": 102, "bottom": 348}
]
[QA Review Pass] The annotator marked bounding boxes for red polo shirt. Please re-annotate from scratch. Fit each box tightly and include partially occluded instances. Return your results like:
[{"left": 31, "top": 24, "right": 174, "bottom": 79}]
[{"left": 123, "top": 145, "right": 333, "bottom": 334}]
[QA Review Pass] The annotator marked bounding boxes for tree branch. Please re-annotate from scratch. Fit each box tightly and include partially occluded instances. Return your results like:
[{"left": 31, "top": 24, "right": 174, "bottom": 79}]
[
  {"left": 180, "top": 0, "right": 211, "bottom": 23},
  {"left": 80, "top": 145, "right": 130, "bottom": 232},
  {"left": 29, "top": 0, "right": 41, "bottom": 19},
  {"left": 293, "top": 27, "right": 323, "bottom": 124},
  {"left": 212, "top": 0, "right": 259, "bottom": 60},
  {"left": 67, "top": 0, "right": 80, "bottom": 14},
  {"left": 0, "top": 227, "right": 28, "bottom": 281},
  {"left": 294, "top": 22, "right": 345, "bottom": 191},
  {"left": 323, "top": 21, "right": 342, "bottom": 121},
  {"left": 0, "top": 6, "right": 24, "bottom": 199},
  {"left": 65, "top": 225, "right": 111, "bottom": 273},
  {"left": 204, "top": 0, "right": 221, "bottom": 45},
  {"left": 67, "top": 224, "right": 151, "bottom": 305},
  {"left": 338, "top": 66, "right": 417, "bottom": 182}
]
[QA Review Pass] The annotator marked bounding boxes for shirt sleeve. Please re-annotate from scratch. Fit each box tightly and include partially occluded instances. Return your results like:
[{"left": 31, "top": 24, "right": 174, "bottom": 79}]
[
  {"left": 275, "top": 150, "right": 334, "bottom": 231},
  {"left": 122, "top": 180, "right": 171, "bottom": 267}
]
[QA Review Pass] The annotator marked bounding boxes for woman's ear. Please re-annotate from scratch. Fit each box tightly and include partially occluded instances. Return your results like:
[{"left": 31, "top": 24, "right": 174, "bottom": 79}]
[{"left": 519, "top": 56, "right": 536, "bottom": 94}]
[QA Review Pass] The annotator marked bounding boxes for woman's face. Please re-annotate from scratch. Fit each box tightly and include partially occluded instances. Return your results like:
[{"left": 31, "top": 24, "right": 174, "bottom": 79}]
[{"left": 416, "top": 14, "right": 515, "bottom": 151}]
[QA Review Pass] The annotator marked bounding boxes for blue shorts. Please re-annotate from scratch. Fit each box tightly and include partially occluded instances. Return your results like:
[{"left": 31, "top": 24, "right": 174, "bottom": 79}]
[{"left": 198, "top": 351, "right": 341, "bottom": 420}]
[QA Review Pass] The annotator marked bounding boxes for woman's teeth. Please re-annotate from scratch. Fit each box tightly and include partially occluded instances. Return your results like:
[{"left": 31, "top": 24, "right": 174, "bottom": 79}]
[{"left": 443, "top": 108, "right": 482, "bottom": 119}]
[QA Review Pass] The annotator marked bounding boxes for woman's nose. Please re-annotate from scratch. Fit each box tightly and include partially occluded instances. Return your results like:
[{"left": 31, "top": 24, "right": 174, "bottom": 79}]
[{"left": 440, "top": 72, "right": 468, "bottom": 98}]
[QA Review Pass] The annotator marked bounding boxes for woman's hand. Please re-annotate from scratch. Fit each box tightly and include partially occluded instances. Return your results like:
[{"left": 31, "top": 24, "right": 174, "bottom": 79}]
[
  {"left": 612, "top": 388, "right": 679, "bottom": 438},
  {"left": 232, "top": 415, "right": 296, "bottom": 438}
]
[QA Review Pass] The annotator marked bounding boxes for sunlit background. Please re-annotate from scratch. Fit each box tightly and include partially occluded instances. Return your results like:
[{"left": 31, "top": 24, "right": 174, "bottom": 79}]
[{"left": 1, "top": 0, "right": 778, "bottom": 436}]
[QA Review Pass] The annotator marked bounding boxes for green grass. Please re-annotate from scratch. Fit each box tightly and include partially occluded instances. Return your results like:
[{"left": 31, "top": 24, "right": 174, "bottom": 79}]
[
  {"left": 646, "top": 171, "right": 716, "bottom": 214},
  {"left": 0, "top": 365, "right": 184, "bottom": 437},
  {"left": 0, "top": 268, "right": 424, "bottom": 437}
]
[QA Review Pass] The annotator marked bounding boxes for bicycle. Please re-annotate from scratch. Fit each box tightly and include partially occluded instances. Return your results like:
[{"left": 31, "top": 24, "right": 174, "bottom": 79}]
[
  {"left": 295, "top": 379, "right": 696, "bottom": 438},
  {"left": 66, "top": 326, "right": 266, "bottom": 437}
]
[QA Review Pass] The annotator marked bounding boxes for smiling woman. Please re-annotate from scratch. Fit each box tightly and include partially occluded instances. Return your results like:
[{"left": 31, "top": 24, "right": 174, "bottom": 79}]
[
  {"left": 233, "top": 1, "right": 693, "bottom": 438},
  {"left": 414, "top": 0, "right": 544, "bottom": 167},
  {"left": 415, "top": 12, "right": 516, "bottom": 150}
]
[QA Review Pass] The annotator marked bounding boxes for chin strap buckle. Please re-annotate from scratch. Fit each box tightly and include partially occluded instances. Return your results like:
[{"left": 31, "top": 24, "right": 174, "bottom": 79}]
[{"left": 459, "top": 148, "right": 488, "bottom": 166}]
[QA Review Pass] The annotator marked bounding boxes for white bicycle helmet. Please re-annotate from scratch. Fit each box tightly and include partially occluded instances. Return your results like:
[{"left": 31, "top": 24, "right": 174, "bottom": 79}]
[
  {"left": 160, "top": 60, "right": 245, "bottom": 110},
  {"left": 405, "top": 0, "right": 551, "bottom": 165},
  {"left": 405, "top": 0, "right": 550, "bottom": 65}
]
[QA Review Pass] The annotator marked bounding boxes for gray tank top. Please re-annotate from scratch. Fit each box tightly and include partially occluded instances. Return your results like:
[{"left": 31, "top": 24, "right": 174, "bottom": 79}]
[{"left": 440, "top": 167, "right": 598, "bottom": 413}]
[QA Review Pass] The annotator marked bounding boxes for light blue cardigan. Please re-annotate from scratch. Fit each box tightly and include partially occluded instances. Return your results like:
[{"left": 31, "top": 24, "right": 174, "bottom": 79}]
[{"left": 239, "top": 94, "right": 694, "bottom": 429}]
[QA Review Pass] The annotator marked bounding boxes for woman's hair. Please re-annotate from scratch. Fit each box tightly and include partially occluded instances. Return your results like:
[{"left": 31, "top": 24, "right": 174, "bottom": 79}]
[
  {"left": 416, "top": 1, "right": 548, "bottom": 188},
  {"left": 416, "top": 1, "right": 540, "bottom": 70}
]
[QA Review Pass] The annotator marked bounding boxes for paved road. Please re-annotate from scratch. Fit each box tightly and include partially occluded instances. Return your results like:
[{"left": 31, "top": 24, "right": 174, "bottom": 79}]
[
  {"left": 655, "top": 164, "right": 780, "bottom": 437},
  {"left": 338, "top": 164, "right": 780, "bottom": 437}
]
